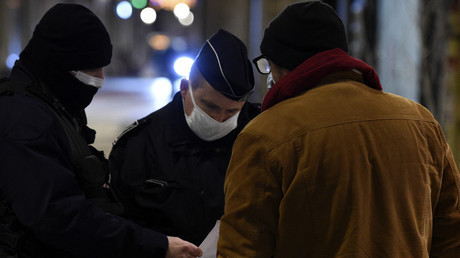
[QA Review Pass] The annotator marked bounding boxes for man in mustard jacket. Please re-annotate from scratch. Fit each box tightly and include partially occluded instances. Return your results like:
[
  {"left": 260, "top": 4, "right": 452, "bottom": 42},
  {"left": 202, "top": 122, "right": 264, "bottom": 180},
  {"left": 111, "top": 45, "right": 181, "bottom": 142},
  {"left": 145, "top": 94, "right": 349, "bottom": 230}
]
[{"left": 217, "top": 1, "right": 460, "bottom": 257}]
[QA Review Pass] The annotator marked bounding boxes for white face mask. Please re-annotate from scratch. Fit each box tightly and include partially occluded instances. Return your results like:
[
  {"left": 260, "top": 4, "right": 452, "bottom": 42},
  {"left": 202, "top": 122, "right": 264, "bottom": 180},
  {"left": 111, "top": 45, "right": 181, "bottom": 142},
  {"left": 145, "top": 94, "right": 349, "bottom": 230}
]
[
  {"left": 71, "top": 71, "right": 105, "bottom": 88},
  {"left": 184, "top": 80, "right": 240, "bottom": 141}
]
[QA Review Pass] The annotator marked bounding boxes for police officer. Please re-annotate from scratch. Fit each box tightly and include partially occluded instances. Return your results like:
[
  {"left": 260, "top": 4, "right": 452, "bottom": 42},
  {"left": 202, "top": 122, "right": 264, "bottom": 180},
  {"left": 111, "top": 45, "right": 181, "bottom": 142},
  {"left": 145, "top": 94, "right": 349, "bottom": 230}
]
[
  {"left": 0, "top": 3, "right": 202, "bottom": 258},
  {"left": 109, "top": 29, "right": 260, "bottom": 246}
]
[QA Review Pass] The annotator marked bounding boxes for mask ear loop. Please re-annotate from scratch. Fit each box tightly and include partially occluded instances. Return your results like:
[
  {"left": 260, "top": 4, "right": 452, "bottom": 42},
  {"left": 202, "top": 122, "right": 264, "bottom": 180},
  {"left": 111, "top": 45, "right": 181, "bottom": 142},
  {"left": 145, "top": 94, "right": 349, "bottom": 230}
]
[
  {"left": 187, "top": 79, "right": 241, "bottom": 125},
  {"left": 187, "top": 80, "right": 198, "bottom": 108},
  {"left": 267, "top": 73, "right": 275, "bottom": 90}
]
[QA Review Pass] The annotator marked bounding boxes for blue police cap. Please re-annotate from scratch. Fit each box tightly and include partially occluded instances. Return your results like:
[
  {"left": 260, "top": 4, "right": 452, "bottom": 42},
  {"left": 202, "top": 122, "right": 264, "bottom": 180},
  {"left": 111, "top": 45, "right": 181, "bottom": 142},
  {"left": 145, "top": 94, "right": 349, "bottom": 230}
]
[{"left": 194, "top": 29, "right": 255, "bottom": 101}]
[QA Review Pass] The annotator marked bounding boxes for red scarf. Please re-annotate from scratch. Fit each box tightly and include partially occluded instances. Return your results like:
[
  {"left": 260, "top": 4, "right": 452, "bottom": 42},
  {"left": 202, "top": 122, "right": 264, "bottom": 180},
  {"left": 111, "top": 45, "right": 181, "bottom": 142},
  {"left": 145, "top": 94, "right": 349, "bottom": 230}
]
[{"left": 261, "top": 48, "right": 382, "bottom": 111}]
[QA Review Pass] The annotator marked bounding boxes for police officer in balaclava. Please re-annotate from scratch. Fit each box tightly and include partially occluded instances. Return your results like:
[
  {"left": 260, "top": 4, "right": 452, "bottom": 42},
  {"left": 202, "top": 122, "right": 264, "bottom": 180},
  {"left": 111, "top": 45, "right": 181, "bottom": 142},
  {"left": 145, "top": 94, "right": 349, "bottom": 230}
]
[{"left": 0, "top": 3, "right": 202, "bottom": 258}]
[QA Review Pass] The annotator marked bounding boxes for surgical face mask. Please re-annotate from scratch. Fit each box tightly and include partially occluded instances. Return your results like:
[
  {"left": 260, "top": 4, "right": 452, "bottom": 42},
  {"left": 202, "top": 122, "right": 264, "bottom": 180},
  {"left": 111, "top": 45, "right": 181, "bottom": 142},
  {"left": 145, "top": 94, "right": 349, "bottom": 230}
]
[
  {"left": 71, "top": 71, "right": 105, "bottom": 88},
  {"left": 267, "top": 72, "right": 275, "bottom": 90},
  {"left": 184, "top": 81, "right": 240, "bottom": 141}
]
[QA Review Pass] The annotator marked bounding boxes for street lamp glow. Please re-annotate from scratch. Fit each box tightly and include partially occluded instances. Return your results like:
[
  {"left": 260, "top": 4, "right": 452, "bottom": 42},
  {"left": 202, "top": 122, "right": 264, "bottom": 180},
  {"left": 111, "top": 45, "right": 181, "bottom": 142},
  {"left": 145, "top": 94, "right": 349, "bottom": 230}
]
[
  {"left": 150, "top": 77, "right": 173, "bottom": 110},
  {"left": 178, "top": 11, "right": 194, "bottom": 26},
  {"left": 151, "top": 77, "right": 173, "bottom": 97},
  {"left": 116, "top": 1, "right": 133, "bottom": 19},
  {"left": 173, "top": 3, "right": 190, "bottom": 19},
  {"left": 5, "top": 53, "right": 19, "bottom": 69},
  {"left": 173, "top": 78, "right": 182, "bottom": 93},
  {"left": 140, "top": 7, "right": 157, "bottom": 24},
  {"left": 173, "top": 56, "right": 194, "bottom": 77}
]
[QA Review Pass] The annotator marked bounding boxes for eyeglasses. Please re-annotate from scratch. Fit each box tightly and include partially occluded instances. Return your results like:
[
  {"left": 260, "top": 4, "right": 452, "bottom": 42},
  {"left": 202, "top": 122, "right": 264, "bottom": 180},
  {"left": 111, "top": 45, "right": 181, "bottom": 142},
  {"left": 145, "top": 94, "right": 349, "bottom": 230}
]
[{"left": 252, "top": 55, "right": 270, "bottom": 75}]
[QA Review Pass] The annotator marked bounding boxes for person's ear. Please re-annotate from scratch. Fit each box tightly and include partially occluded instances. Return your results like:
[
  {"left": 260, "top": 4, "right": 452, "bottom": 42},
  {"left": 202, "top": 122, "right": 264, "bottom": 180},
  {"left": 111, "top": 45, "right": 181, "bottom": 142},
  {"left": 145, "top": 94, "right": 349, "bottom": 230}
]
[{"left": 180, "top": 78, "right": 189, "bottom": 99}]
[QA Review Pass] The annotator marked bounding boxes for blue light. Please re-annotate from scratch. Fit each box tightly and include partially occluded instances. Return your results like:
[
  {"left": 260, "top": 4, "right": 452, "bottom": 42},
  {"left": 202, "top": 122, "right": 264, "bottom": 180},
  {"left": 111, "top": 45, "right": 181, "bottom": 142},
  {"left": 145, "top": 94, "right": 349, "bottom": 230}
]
[
  {"left": 116, "top": 1, "right": 133, "bottom": 19},
  {"left": 173, "top": 56, "right": 194, "bottom": 77},
  {"left": 6, "top": 53, "right": 19, "bottom": 69},
  {"left": 173, "top": 78, "right": 182, "bottom": 93},
  {"left": 150, "top": 77, "right": 173, "bottom": 110},
  {"left": 351, "top": 0, "right": 365, "bottom": 14}
]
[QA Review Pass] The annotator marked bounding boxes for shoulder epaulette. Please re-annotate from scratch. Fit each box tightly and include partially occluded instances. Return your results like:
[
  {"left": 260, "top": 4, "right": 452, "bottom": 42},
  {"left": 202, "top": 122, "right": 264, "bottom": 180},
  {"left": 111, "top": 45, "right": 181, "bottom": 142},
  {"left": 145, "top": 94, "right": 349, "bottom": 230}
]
[{"left": 112, "top": 117, "right": 149, "bottom": 147}]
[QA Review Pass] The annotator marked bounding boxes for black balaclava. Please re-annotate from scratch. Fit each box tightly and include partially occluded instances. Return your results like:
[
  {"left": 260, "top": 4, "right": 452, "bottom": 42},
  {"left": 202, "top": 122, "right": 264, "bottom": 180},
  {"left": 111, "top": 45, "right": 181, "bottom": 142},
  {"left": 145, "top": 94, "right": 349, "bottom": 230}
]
[{"left": 18, "top": 3, "right": 112, "bottom": 114}]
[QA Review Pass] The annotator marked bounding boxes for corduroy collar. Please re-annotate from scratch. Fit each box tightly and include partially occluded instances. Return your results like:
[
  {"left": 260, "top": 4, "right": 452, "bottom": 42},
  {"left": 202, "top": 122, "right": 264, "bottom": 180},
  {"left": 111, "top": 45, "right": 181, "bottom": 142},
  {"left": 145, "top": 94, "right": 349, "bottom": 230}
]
[{"left": 261, "top": 48, "right": 382, "bottom": 111}]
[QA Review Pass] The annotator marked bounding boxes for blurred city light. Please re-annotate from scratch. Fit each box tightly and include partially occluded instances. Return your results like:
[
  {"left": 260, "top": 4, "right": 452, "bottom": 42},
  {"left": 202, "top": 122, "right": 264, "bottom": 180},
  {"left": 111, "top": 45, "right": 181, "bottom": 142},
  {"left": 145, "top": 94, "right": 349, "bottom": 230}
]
[
  {"left": 178, "top": 11, "right": 194, "bottom": 26},
  {"left": 171, "top": 37, "right": 188, "bottom": 52},
  {"left": 151, "top": 77, "right": 173, "bottom": 97},
  {"left": 131, "top": 0, "right": 147, "bottom": 9},
  {"left": 140, "top": 7, "right": 157, "bottom": 24},
  {"left": 150, "top": 77, "right": 173, "bottom": 110},
  {"left": 149, "top": 0, "right": 197, "bottom": 10},
  {"left": 148, "top": 34, "right": 171, "bottom": 50},
  {"left": 173, "top": 56, "right": 194, "bottom": 77},
  {"left": 6, "top": 53, "right": 19, "bottom": 69},
  {"left": 350, "top": 0, "right": 365, "bottom": 14},
  {"left": 173, "top": 3, "right": 190, "bottom": 19},
  {"left": 6, "top": 0, "right": 21, "bottom": 9},
  {"left": 116, "top": 1, "right": 133, "bottom": 19},
  {"left": 173, "top": 78, "right": 182, "bottom": 93}
]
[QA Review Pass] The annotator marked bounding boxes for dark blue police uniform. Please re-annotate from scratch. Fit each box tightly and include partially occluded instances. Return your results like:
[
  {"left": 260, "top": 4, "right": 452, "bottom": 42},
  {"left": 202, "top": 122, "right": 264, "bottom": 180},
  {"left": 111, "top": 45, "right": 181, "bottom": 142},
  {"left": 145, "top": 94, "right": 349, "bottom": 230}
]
[{"left": 109, "top": 92, "right": 259, "bottom": 245}]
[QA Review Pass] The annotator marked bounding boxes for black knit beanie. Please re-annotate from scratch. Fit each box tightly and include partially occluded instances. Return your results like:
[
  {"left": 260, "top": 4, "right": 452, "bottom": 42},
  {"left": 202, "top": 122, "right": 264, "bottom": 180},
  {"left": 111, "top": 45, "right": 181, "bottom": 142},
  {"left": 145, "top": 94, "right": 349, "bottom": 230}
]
[{"left": 260, "top": 1, "right": 348, "bottom": 70}]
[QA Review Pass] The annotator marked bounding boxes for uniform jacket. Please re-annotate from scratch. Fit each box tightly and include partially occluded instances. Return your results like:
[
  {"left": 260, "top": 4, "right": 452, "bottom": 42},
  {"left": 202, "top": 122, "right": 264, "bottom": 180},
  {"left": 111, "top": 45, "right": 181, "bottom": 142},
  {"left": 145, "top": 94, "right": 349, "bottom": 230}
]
[
  {"left": 0, "top": 65, "right": 168, "bottom": 258},
  {"left": 109, "top": 92, "right": 260, "bottom": 245},
  {"left": 218, "top": 49, "right": 460, "bottom": 257}
]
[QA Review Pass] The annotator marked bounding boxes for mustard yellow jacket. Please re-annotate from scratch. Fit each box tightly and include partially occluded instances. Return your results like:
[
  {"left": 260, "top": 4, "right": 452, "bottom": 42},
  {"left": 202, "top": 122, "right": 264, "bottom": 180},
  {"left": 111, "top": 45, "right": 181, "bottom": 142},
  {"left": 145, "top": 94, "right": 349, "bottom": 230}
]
[{"left": 218, "top": 73, "right": 460, "bottom": 257}]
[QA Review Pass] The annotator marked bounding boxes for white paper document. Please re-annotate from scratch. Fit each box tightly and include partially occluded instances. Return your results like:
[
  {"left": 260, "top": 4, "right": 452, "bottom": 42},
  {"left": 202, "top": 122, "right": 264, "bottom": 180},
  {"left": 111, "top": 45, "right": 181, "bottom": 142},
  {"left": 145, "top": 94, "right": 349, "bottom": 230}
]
[{"left": 199, "top": 220, "right": 220, "bottom": 258}]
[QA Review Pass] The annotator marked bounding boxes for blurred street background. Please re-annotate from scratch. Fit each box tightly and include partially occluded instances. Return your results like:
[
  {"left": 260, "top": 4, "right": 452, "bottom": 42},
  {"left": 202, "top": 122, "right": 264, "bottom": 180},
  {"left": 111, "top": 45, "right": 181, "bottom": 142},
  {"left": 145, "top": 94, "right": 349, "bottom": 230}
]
[{"left": 1, "top": 0, "right": 460, "bottom": 164}]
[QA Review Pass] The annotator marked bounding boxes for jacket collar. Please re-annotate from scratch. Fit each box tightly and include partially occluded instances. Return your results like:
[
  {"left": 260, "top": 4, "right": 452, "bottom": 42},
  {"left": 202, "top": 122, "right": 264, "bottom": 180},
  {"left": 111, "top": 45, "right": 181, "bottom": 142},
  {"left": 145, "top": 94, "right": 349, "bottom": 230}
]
[{"left": 261, "top": 48, "right": 382, "bottom": 111}]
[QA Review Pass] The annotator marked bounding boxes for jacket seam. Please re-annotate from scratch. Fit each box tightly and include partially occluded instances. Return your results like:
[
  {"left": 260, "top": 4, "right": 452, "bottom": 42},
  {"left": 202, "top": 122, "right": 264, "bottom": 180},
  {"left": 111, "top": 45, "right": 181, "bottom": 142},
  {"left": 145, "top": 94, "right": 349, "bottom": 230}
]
[{"left": 266, "top": 118, "right": 438, "bottom": 153}]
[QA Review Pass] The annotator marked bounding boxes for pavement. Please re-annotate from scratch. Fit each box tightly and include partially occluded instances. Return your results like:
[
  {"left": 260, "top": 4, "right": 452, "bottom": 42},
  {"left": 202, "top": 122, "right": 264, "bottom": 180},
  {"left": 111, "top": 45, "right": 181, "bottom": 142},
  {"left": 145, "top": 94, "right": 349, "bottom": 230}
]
[{"left": 86, "top": 77, "right": 177, "bottom": 157}]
